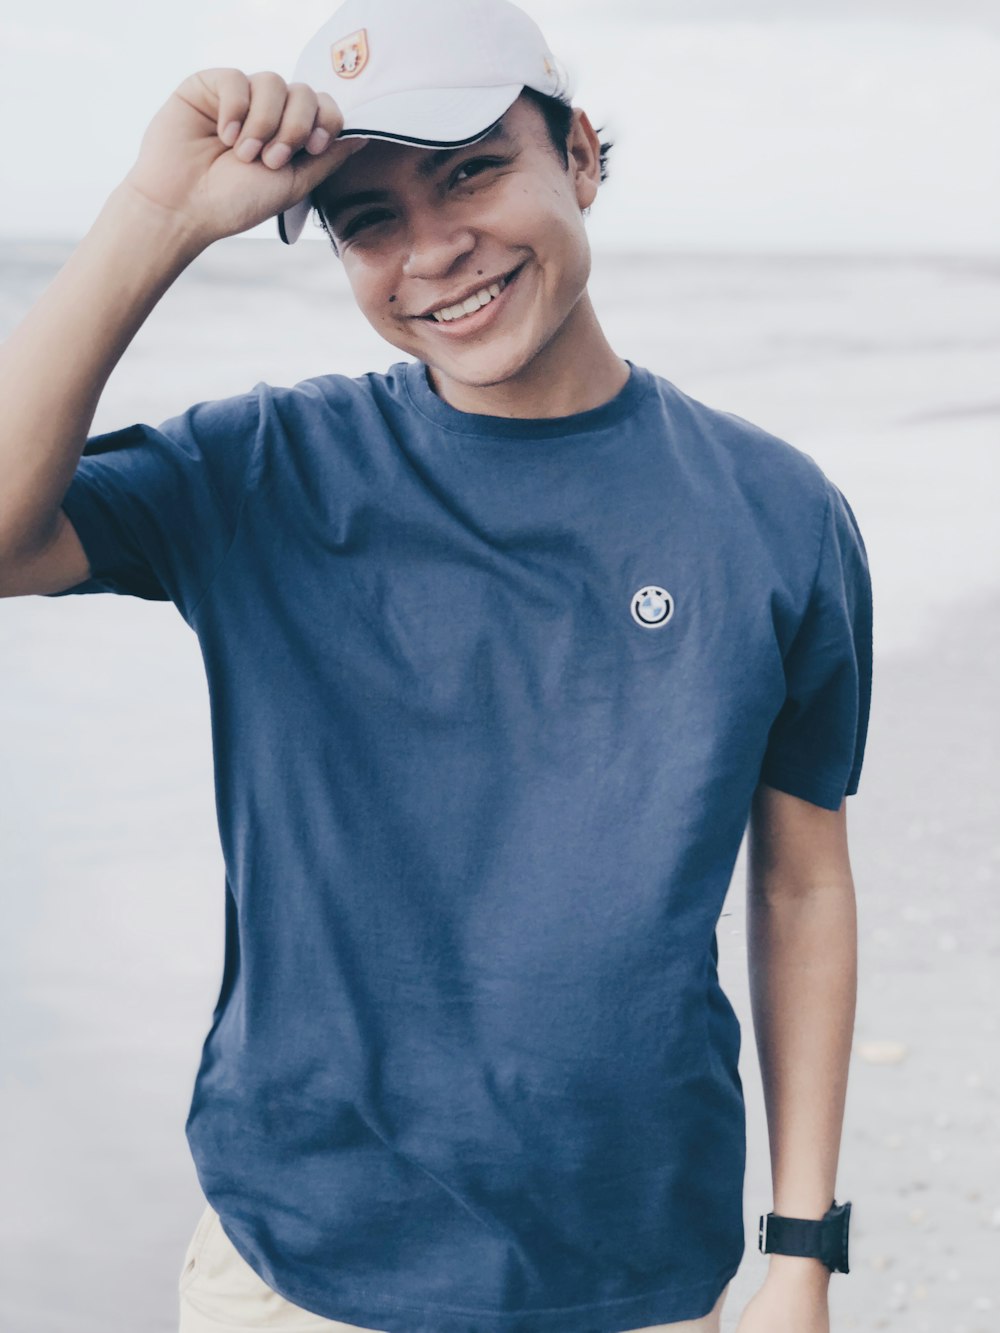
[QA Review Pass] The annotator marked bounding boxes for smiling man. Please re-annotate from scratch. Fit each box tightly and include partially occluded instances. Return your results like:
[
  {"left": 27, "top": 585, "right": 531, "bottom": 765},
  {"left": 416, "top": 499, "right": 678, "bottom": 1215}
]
[
  {"left": 308, "top": 95, "right": 629, "bottom": 419},
  {"left": 1, "top": 0, "right": 871, "bottom": 1331}
]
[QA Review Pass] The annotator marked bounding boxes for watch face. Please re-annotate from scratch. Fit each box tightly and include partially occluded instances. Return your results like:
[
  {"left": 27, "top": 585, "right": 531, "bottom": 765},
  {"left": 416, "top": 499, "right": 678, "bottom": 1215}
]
[
  {"left": 820, "top": 1199, "right": 851, "bottom": 1273},
  {"left": 834, "top": 1199, "right": 851, "bottom": 1273}
]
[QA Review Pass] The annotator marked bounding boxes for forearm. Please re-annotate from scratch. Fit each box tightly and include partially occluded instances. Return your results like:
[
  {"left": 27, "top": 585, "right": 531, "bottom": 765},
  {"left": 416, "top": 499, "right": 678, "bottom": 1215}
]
[
  {"left": 746, "top": 872, "right": 857, "bottom": 1281},
  {"left": 0, "top": 182, "right": 203, "bottom": 559}
]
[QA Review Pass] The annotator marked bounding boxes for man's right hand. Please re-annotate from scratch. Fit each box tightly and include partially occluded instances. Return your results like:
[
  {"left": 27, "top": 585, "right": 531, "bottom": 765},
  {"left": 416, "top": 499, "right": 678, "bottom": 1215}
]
[{"left": 120, "top": 68, "right": 368, "bottom": 249}]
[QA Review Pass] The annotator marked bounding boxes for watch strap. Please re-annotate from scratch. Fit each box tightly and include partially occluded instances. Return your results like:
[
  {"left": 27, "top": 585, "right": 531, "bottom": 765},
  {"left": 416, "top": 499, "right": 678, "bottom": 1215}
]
[{"left": 758, "top": 1198, "right": 851, "bottom": 1273}]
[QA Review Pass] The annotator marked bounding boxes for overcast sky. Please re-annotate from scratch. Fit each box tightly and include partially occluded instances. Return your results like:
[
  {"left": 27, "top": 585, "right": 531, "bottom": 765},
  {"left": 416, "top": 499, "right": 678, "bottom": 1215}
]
[{"left": 2, "top": 0, "right": 998, "bottom": 251}]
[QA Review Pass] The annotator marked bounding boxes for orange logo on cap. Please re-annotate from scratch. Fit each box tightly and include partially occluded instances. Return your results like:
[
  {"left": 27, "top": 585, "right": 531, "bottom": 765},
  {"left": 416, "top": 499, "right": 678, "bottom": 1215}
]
[{"left": 331, "top": 28, "right": 369, "bottom": 79}]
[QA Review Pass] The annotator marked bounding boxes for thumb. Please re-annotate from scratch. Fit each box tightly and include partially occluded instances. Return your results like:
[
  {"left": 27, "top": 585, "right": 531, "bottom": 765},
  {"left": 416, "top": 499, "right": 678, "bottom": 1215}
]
[{"left": 279, "top": 135, "right": 368, "bottom": 219}]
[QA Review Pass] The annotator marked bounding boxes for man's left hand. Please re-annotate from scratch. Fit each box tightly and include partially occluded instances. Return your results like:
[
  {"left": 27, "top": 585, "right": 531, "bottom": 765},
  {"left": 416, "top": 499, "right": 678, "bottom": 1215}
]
[{"left": 733, "top": 1265, "right": 831, "bottom": 1333}]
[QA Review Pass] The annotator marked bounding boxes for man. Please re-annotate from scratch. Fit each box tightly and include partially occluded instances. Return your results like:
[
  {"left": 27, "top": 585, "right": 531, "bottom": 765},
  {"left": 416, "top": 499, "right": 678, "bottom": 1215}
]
[{"left": 0, "top": 1, "right": 870, "bottom": 1330}]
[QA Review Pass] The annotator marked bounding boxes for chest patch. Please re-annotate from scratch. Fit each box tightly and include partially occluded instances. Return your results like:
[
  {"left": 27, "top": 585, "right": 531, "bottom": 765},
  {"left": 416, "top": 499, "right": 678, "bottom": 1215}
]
[{"left": 630, "top": 585, "right": 674, "bottom": 629}]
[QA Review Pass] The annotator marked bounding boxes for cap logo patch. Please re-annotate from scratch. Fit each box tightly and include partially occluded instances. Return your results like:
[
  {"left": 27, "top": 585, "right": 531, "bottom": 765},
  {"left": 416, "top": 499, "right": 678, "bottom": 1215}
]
[
  {"left": 630, "top": 585, "right": 674, "bottom": 628},
  {"left": 331, "top": 28, "right": 369, "bottom": 79}
]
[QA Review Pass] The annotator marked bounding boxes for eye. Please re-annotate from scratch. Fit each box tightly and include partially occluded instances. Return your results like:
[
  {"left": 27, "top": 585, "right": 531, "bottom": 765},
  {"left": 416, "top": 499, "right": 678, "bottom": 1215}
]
[
  {"left": 452, "top": 155, "right": 509, "bottom": 184},
  {"left": 342, "top": 209, "right": 392, "bottom": 238},
  {"left": 338, "top": 156, "right": 510, "bottom": 242}
]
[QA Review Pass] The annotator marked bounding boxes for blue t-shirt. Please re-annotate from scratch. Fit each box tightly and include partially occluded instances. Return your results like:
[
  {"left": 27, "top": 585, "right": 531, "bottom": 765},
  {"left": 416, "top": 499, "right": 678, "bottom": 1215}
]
[{"left": 46, "top": 358, "right": 872, "bottom": 1331}]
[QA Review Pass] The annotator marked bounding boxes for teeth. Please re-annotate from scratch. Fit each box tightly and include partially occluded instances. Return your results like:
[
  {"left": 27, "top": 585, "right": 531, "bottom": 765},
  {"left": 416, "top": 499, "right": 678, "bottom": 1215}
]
[{"left": 431, "top": 277, "right": 506, "bottom": 323}]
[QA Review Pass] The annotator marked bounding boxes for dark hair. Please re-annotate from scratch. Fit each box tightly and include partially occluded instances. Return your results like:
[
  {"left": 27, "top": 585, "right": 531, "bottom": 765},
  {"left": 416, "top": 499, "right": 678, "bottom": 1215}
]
[
  {"left": 518, "top": 86, "right": 613, "bottom": 187},
  {"left": 313, "top": 88, "right": 614, "bottom": 252}
]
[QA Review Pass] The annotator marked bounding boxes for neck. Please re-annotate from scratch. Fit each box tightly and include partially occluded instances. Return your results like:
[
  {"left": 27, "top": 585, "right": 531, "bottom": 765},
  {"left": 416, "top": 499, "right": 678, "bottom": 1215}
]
[{"left": 423, "top": 293, "right": 629, "bottom": 420}]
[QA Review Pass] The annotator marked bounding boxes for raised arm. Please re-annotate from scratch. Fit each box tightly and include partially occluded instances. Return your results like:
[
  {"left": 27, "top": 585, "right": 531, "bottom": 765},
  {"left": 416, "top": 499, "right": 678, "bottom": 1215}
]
[
  {"left": 0, "top": 187, "right": 203, "bottom": 595},
  {"left": 0, "top": 68, "right": 363, "bottom": 597}
]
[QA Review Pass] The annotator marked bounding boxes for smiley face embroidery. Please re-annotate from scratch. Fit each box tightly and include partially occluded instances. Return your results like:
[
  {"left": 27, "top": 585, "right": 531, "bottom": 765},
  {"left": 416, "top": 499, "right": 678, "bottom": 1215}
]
[{"left": 630, "top": 585, "right": 674, "bottom": 628}]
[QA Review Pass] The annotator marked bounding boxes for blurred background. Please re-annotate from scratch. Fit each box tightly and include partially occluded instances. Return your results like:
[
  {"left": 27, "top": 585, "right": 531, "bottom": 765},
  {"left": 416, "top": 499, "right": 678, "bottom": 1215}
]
[
  {"left": 1, "top": 2, "right": 998, "bottom": 1330},
  {"left": 2, "top": 0, "right": 999, "bottom": 250}
]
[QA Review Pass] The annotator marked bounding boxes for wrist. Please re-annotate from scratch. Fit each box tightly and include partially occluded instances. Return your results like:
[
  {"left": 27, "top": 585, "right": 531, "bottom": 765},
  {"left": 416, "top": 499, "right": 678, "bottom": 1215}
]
[
  {"left": 766, "top": 1252, "right": 833, "bottom": 1287},
  {"left": 106, "top": 179, "right": 207, "bottom": 269}
]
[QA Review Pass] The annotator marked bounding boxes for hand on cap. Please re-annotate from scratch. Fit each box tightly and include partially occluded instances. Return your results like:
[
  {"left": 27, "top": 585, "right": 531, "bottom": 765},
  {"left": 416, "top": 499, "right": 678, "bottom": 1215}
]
[{"left": 120, "top": 68, "right": 369, "bottom": 249}]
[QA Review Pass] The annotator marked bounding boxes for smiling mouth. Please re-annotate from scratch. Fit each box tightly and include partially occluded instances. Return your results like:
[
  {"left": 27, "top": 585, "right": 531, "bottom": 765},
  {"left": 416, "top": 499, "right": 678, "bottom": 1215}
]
[{"left": 417, "top": 264, "right": 526, "bottom": 322}]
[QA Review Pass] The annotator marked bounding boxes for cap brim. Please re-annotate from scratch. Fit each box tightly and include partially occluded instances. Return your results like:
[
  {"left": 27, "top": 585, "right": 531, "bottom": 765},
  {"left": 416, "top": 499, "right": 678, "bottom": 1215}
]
[{"left": 278, "top": 82, "right": 522, "bottom": 245}]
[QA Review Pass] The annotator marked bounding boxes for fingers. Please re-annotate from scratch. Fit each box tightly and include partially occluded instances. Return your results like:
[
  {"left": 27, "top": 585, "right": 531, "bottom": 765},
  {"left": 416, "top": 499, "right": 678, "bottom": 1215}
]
[
  {"left": 310, "top": 91, "right": 355, "bottom": 154},
  {"left": 196, "top": 68, "right": 253, "bottom": 149},
  {"left": 188, "top": 67, "right": 358, "bottom": 179},
  {"left": 218, "top": 72, "right": 347, "bottom": 169}
]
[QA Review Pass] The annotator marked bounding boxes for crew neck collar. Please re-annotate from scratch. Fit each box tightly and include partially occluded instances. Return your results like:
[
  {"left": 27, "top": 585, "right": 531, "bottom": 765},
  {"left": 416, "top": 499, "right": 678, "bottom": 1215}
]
[{"left": 402, "top": 357, "right": 652, "bottom": 440}]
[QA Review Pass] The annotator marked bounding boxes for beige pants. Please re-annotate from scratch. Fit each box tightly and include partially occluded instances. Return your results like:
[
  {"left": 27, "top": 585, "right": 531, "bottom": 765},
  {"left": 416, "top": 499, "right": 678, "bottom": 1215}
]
[{"left": 178, "top": 1201, "right": 729, "bottom": 1333}]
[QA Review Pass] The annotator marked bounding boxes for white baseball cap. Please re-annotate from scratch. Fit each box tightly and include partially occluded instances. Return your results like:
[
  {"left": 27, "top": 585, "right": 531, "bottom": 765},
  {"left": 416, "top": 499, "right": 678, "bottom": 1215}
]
[{"left": 278, "top": 0, "right": 575, "bottom": 244}]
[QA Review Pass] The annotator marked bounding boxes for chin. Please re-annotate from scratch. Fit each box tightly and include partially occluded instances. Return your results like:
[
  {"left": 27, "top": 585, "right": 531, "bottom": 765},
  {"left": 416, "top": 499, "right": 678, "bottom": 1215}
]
[{"left": 428, "top": 337, "right": 545, "bottom": 389}]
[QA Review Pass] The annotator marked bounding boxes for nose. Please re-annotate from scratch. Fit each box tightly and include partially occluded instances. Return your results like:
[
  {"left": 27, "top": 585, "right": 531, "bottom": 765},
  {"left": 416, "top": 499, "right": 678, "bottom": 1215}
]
[{"left": 400, "top": 207, "right": 478, "bottom": 280}]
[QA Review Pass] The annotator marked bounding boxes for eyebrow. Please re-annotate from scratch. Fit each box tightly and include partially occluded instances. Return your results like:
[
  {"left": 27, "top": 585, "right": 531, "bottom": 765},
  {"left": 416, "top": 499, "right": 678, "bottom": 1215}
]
[{"left": 318, "top": 122, "right": 515, "bottom": 229}]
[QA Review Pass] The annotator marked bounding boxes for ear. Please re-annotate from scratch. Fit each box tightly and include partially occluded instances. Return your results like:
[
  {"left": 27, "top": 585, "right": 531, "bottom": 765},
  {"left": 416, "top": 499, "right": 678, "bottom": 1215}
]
[{"left": 567, "top": 108, "right": 602, "bottom": 211}]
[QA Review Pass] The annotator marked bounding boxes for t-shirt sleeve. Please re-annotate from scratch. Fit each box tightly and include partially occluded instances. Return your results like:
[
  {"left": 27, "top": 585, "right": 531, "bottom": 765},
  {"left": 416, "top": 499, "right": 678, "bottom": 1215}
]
[
  {"left": 41, "top": 387, "right": 262, "bottom": 621},
  {"left": 757, "top": 478, "right": 874, "bottom": 811}
]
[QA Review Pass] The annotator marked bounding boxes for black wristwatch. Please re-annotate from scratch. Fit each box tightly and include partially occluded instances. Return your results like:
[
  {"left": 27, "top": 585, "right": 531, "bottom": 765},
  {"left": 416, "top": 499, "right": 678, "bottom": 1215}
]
[{"left": 758, "top": 1198, "right": 851, "bottom": 1274}]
